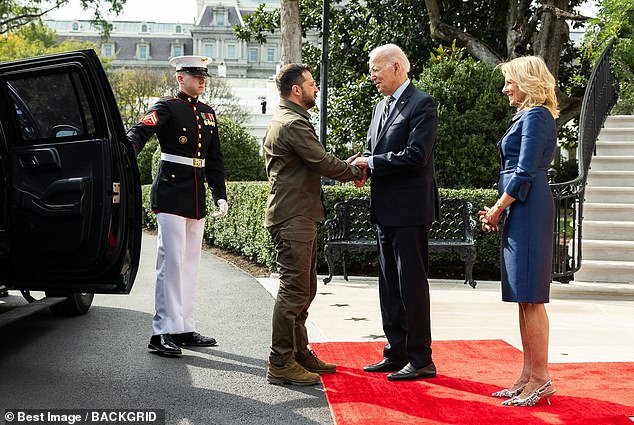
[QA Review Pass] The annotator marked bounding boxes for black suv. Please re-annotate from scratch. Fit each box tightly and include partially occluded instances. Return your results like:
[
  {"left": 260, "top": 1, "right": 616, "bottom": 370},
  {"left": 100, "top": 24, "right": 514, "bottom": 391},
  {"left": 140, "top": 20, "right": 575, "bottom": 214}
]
[{"left": 0, "top": 50, "right": 142, "bottom": 317}]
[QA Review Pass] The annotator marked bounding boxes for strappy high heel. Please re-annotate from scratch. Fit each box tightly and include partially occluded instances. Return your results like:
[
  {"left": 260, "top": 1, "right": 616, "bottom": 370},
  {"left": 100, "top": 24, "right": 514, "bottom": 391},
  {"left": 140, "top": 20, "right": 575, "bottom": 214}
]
[
  {"left": 491, "top": 381, "right": 527, "bottom": 398},
  {"left": 502, "top": 380, "right": 555, "bottom": 407}
]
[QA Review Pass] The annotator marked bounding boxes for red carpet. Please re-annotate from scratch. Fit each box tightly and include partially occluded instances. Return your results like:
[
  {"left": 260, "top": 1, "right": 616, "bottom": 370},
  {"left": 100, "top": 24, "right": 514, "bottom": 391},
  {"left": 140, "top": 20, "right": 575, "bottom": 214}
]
[{"left": 312, "top": 340, "right": 634, "bottom": 425}]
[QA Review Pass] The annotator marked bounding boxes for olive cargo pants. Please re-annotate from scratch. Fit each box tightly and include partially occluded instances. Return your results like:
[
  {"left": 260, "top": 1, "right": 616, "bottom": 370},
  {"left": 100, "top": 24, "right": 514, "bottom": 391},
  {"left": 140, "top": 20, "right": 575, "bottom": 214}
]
[{"left": 268, "top": 216, "right": 318, "bottom": 366}]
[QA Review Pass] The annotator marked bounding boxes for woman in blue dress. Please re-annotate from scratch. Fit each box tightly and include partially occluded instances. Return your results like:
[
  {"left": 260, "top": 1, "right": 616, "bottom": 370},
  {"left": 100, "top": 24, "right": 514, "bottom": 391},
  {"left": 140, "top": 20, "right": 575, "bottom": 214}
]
[{"left": 479, "top": 56, "right": 558, "bottom": 407}]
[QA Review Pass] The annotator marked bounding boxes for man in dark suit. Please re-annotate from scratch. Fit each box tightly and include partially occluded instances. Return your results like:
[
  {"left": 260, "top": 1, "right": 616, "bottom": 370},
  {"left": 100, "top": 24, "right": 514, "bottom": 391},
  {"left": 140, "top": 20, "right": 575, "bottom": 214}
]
[{"left": 352, "top": 44, "right": 440, "bottom": 381}]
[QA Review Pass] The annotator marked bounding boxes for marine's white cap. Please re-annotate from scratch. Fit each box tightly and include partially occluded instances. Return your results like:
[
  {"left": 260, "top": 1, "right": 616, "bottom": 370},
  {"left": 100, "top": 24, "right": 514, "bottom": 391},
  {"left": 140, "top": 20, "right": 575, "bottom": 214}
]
[{"left": 169, "top": 55, "right": 211, "bottom": 76}]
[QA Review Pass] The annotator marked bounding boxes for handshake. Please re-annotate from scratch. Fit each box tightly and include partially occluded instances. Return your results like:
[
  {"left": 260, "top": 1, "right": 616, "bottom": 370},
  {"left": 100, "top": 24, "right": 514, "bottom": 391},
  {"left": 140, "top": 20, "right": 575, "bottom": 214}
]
[{"left": 346, "top": 153, "right": 369, "bottom": 188}]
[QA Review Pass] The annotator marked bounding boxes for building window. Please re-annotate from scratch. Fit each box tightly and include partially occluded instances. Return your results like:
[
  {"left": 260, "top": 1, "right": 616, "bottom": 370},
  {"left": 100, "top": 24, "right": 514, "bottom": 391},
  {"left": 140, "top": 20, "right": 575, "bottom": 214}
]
[
  {"left": 203, "top": 43, "right": 215, "bottom": 58},
  {"left": 137, "top": 43, "right": 150, "bottom": 60},
  {"left": 226, "top": 44, "right": 237, "bottom": 59},
  {"left": 175, "top": 25, "right": 182, "bottom": 34},
  {"left": 266, "top": 48, "right": 276, "bottom": 62},
  {"left": 101, "top": 43, "right": 114, "bottom": 57},
  {"left": 216, "top": 13, "right": 225, "bottom": 26},
  {"left": 71, "top": 22, "right": 79, "bottom": 31},
  {"left": 172, "top": 43, "right": 183, "bottom": 58},
  {"left": 141, "top": 23, "right": 148, "bottom": 33},
  {"left": 248, "top": 47, "right": 259, "bottom": 63}
]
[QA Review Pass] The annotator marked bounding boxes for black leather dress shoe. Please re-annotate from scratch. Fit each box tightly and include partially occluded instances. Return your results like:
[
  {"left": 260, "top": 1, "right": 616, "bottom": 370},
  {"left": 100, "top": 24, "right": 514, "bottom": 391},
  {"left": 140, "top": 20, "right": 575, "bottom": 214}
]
[
  {"left": 363, "top": 358, "right": 408, "bottom": 373},
  {"left": 387, "top": 362, "right": 437, "bottom": 381},
  {"left": 170, "top": 331, "right": 217, "bottom": 347},
  {"left": 148, "top": 334, "right": 182, "bottom": 357}
]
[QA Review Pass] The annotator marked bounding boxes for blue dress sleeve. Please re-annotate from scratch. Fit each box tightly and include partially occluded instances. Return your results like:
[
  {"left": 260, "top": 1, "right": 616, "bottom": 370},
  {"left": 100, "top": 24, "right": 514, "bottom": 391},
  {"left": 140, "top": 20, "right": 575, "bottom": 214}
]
[{"left": 504, "top": 108, "right": 552, "bottom": 202}]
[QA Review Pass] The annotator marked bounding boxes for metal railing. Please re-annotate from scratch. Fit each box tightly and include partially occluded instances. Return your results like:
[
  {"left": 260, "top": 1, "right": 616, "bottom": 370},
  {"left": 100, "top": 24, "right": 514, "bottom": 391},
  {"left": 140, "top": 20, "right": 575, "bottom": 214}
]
[{"left": 550, "top": 40, "right": 619, "bottom": 282}]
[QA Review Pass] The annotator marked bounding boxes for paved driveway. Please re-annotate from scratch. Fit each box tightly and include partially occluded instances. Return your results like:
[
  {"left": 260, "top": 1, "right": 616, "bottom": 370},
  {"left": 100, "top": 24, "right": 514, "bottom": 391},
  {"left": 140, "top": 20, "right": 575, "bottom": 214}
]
[{"left": 0, "top": 233, "right": 333, "bottom": 425}]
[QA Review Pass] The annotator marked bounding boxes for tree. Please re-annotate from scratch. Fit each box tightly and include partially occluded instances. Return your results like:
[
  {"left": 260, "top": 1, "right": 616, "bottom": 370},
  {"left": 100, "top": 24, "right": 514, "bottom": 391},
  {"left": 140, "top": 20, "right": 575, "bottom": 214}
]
[
  {"left": 108, "top": 68, "right": 173, "bottom": 130},
  {"left": 423, "top": 0, "right": 591, "bottom": 127},
  {"left": 0, "top": 0, "right": 125, "bottom": 35},
  {"left": 583, "top": 0, "right": 634, "bottom": 114},
  {"left": 280, "top": 0, "right": 302, "bottom": 63},
  {"left": 0, "top": 21, "right": 97, "bottom": 62}
]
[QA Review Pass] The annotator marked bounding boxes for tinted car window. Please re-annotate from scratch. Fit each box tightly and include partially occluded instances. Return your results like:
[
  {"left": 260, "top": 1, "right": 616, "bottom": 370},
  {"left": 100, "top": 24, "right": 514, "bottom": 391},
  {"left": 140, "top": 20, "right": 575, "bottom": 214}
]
[{"left": 8, "top": 71, "right": 96, "bottom": 143}]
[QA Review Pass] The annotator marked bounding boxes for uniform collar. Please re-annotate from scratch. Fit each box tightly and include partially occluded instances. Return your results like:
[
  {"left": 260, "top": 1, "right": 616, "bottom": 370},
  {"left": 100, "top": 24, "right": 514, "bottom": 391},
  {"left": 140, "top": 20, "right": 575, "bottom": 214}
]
[{"left": 177, "top": 91, "right": 198, "bottom": 105}]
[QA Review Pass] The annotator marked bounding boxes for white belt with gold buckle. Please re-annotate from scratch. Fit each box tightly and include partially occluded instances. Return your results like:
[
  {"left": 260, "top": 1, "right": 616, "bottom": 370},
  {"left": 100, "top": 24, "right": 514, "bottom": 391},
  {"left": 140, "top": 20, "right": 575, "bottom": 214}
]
[{"left": 160, "top": 153, "right": 205, "bottom": 168}]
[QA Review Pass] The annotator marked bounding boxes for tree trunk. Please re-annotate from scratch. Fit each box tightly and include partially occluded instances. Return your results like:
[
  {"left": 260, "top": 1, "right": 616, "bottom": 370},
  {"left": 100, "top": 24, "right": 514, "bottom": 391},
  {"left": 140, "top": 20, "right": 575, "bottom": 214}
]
[
  {"left": 423, "top": 0, "right": 581, "bottom": 128},
  {"left": 280, "top": 0, "right": 302, "bottom": 64},
  {"left": 533, "top": 0, "right": 570, "bottom": 80},
  {"left": 425, "top": 0, "right": 502, "bottom": 66}
]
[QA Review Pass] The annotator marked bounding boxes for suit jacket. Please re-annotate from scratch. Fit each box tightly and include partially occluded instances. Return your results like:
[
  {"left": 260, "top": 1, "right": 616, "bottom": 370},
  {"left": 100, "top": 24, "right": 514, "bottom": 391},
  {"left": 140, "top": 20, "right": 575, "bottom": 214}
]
[
  {"left": 127, "top": 92, "right": 227, "bottom": 219},
  {"left": 264, "top": 99, "right": 362, "bottom": 227},
  {"left": 365, "top": 82, "right": 440, "bottom": 226}
]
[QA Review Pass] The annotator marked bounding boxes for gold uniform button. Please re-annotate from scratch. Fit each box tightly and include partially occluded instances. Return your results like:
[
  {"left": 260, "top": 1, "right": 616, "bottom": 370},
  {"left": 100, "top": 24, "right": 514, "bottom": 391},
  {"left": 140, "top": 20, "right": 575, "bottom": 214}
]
[
  {"left": 197, "top": 152, "right": 201, "bottom": 157},
  {"left": 198, "top": 143, "right": 201, "bottom": 147},
  {"left": 198, "top": 134, "right": 202, "bottom": 138},
  {"left": 171, "top": 174, "right": 176, "bottom": 178},
  {"left": 182, "top": 128, "right": 186, "bottom": 131}
]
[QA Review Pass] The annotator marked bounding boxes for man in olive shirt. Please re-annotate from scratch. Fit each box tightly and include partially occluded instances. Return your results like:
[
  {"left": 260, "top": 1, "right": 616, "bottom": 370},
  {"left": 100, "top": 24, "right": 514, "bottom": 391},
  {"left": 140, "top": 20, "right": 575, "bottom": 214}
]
[{"left": 264, "top": 63, "right": 364, "bottom": 385}]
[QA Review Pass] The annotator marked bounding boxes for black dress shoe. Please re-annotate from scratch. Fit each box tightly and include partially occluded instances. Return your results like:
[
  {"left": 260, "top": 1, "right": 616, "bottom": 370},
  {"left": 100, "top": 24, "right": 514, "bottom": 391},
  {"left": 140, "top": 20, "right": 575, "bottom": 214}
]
[
  {"left": 387, "top": 362, "right": 437, "bottom": 381},
  {"left": 363, "top": 358, "right": 408, "bottom": 373},
  {"left": 148, "top": 334, "right": 182, "bottom": 357},
  {"left": 170, "top": 331, "right": 217, "bottom": 347}
]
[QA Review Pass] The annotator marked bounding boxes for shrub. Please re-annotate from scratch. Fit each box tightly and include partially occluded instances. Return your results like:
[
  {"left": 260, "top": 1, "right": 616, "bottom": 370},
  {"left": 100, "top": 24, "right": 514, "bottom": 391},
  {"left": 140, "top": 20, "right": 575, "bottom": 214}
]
[
  {"left": 136, "top": 137, "right": 158, "bottom": 185},
  {"left": 218, "top": 116, "right": 267, "bottom": 181},
  {"left": 141, "top": 183, "right": 501, "bottom": 280},
  {"left": 415, "top": 60, "right": 512, "bottom": 189}
]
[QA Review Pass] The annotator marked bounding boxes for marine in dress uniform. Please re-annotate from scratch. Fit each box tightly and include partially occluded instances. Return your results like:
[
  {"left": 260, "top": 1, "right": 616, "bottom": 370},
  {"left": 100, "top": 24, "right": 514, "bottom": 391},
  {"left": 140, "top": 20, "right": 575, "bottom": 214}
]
[{"left": 127, "top": 56, "right": 228, "bottom": 357}]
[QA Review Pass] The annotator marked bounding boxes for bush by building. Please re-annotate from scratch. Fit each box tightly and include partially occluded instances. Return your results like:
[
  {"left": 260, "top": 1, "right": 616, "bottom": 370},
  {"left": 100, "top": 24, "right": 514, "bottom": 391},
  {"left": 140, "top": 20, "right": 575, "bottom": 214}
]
[{"left": 141, "top": 182, "right": 501, "bottom": 280}]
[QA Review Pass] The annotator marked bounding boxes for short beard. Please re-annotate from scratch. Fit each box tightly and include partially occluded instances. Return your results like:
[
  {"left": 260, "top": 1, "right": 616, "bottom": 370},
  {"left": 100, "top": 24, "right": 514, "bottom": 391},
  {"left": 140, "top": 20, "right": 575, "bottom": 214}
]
[{"left": 302, "top": 92, "right": 316, "bottom": 109}]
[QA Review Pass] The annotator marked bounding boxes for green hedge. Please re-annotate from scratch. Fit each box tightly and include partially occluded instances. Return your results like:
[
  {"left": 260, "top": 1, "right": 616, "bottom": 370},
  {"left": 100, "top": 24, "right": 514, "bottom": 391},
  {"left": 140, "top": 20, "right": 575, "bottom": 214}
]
[{"left": 141, "top": 182, "right": 501, "bottom": 279}]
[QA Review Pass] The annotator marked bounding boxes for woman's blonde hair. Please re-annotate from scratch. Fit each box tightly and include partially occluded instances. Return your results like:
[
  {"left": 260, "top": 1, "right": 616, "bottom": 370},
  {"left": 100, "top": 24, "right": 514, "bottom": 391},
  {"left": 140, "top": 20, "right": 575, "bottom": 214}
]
[{"left": 498, "top": 56, "right": 559, "bottom": 119}]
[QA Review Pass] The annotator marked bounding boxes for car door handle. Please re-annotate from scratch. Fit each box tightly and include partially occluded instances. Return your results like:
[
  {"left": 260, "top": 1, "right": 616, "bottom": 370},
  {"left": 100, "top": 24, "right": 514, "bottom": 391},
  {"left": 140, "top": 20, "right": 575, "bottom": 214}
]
[
  {"left": 17, "top": 148, "right": 61, "bottom": 169},
  {"left": 16, "top": 178, "right": 90, "bottom": 218},
  {"left": 41, "top": 177, "right": 87, "bottom": 203},
  {"left": 18, "top": 155, "right": 39, "bottom": 169}
]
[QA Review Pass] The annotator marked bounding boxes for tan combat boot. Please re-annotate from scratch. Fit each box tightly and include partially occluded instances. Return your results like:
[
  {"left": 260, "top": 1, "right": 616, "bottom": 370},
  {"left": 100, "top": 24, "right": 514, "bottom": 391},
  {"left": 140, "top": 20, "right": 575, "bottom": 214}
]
[
  {"left": 296, "top": 349, "right": 337, "bottom": 374},
  {"left": 267, "top": 359, "right": 321, "bottom": 386}
]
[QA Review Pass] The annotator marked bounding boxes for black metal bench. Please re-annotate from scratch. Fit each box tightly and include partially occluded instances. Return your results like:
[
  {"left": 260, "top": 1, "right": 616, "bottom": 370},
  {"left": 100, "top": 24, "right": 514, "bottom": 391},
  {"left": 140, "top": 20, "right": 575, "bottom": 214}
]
[{"left": 323, "top": 197, "right": 477, "bottom": 287}]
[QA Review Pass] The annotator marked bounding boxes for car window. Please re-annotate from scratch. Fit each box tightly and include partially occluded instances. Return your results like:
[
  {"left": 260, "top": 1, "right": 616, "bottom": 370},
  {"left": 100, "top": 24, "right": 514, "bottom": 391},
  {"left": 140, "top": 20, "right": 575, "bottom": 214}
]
[{"left": 7, "top": 71, "right": 96, "bottom": 143}]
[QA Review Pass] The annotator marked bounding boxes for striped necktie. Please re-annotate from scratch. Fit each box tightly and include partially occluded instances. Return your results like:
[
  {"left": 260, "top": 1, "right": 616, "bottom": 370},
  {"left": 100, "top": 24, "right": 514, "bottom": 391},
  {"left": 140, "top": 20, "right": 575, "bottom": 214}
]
[{"left": 378, "top": 96, "right": 395, "bottom": 134}]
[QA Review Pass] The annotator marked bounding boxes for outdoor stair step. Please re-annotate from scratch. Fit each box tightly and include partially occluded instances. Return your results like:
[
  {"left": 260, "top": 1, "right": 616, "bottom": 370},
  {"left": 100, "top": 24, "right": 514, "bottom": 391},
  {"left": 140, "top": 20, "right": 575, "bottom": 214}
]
[
  {"left": 583, "top": 220, "right": 634, "bottom": 241},
  {"left": 604, "top": 115, "right": 634, "bottom": 128},
  {"left": 595, "top": 141, "right": 634, "bottom": 156},
  {"left": 582, "top": 240, "right": 634, "bottom": 261},
  {"left": 574, "top": 260, "right": 634, "bottom": 284},
  {"left": 584, "top": 187, "right": 634, "bottom": 203},
  {"left": 597, "top": 128, "right": 634, "bottom": 142},
  {"left": 589, "top": 156, "right": 634, "bottom": 171},
  {"left": 583, "top": 203, "right": 634, "bottom": 220},
  {"left": 586, "top": 171, "right": 634, "bottom": 187}
]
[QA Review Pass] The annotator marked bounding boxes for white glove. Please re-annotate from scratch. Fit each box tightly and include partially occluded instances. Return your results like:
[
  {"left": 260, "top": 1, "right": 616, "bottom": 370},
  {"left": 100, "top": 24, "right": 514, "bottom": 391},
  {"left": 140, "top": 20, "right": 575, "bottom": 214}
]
[{"left": 212, "top": 199, "right": 228, "bottom": 218}]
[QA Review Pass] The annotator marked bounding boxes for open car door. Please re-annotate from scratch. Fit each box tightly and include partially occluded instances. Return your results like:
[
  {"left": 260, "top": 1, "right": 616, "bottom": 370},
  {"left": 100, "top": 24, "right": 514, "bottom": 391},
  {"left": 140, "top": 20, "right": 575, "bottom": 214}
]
[{"left": 0, "top": 49, "right": 141, "bottom": 294}]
